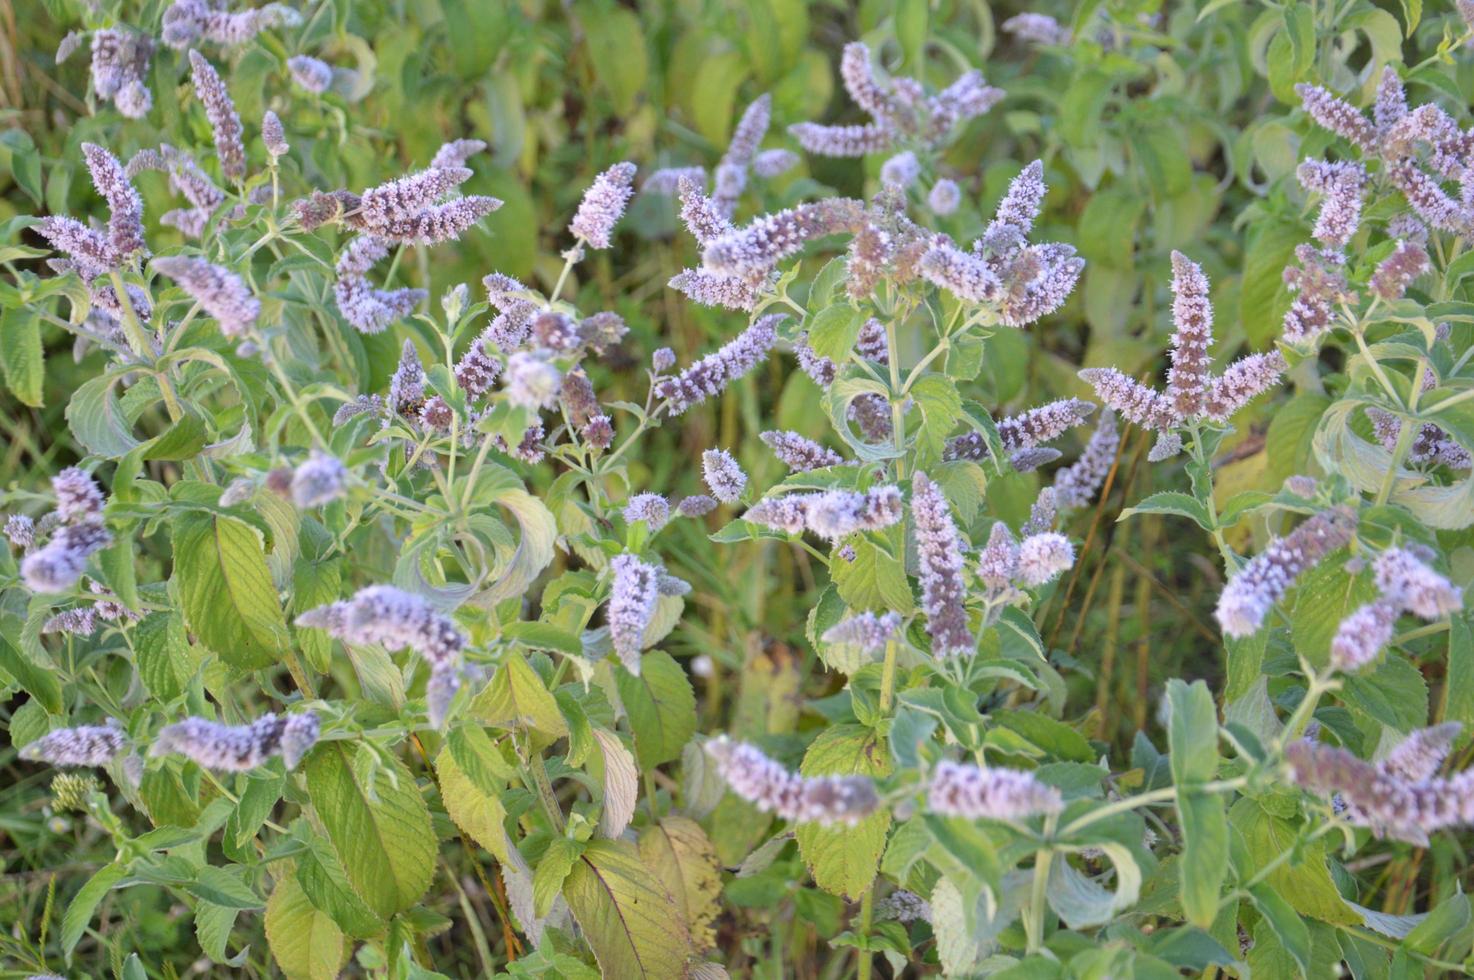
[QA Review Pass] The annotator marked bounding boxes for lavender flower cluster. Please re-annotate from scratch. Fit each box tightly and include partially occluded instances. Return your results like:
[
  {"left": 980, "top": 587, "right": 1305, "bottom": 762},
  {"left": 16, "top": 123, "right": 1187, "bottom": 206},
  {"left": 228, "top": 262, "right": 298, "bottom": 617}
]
[
  {"left": 1082, "top": 252, "right": 1285, "bottom": 458},
  {"left": 1287, "top": 724, "right": 1474, "bottom": 846},
  {"left": 1215, "top": 507, "right": 1357, "bottom": 638},
  {"left": 744, "top": 486, "right": 902, "bottom": 541},
  {"left": 706, "top": 736, "right": 880, "bottom": 826},
  {"left": 1330, "top": 546, "right": 1463, "bottom": 671},
  {"left": 152, "top": 712, "right": 320, "bottom": 772},
  {"left": 298, "top": 586, "right": 465, "bottom": 727}
]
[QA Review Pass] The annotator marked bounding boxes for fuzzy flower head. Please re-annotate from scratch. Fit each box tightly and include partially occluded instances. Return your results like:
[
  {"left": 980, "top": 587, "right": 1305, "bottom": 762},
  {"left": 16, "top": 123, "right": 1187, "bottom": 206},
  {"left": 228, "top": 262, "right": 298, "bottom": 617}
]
[
  {"left": 911, "top": 473, "right": 975, "bottom": 658},
  {"left": 927, "top": 760, "right": 1063, "bottom": 821},
  {"left": 1374, "top": 547, "right": 1463, "bottom": 619},
  {"left": 607, "top": 554, "right": 660, "bottom": 674},
  {"left": 188, "top": 51, "right": 246, "bottom": 182},
  {"left": 154, "top": 256, "right": 260, "bottom": 338},
  {"left": 152, "top": 712, "right": 319, "bottom": 772},
  {"left": 1330, "top": 599, "right": 1399, "bottom": 672},
  {"left": 52, "top": 468, "right": 105, "bottom": 525},
  {"left": 702, "top": 449, "right": 747, "bottom": 503},
  {"left": 928, "top": 179, "right": 961, "bottom": 215},
  {"left": 1215, "top": 507, "right": 1356, "bottom": 638},
  {"left": 570, "top": 162, "right": 636, "bottom": 248},
  {"left": 656, "top": 315, "right": 781, "bottom": 415},
  {"left": 20, "top": 721, "right": 126, "bottom": 768},
  {"left": 1016, "top": 532, "right": 1074, "bottom": 587},
  {"left": 503, "top": 352, "right": 562, "bottom": 410},
  {"left": 1053, "top": 411, "right": 1120, "bottom": 510},
  {"left": 298, "top": 585, "right": 464, "bottom": 672},
  {"left": 823, "top": 611, "right": 902, "bottom": 655},
  {"left": 21, "top": 523, "right": 111, "bottom": 593},
  {"left": 624, "top": 493, "right": 670, "bottom": 532},
  {"left": 761, "top": 430, "right": 846, "bottom": 473},
  {"left": 706, "top": 736, "right": 879, "bottom": 826},
  {"left": 1082, "top": 253, "right": 1284, "bottom": 446},
  {"left": 287, "top": 55, "right": 333, "bottom": 94},
  {"left": 290, "top": 452, "right": 348, "bottom": 508}
]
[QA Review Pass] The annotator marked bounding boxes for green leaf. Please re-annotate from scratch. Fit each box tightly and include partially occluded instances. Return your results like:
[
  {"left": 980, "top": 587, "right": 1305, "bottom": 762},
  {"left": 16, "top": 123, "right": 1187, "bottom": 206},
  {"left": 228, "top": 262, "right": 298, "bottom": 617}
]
[
  {"left": 1445, "top": 618, "right": 1474, "bottom": 740},
  {"left": 134, "top": 612, "right": 199, "bottom": 701},
  {"left": 66, "top": 372, "right": 143, "bottom": 458},
  {"left": 534, "top": 837, "right": 585, "bottom": 918},
  {"left": 1240, "top": 220, "right": 1303, "bottom": 347},
  {"left": 304, "top": 744, "right": 435, "bottom": 919},
  {"left": 295, "top": 834, "right": 385, "bottom": 939},
  {"left": 471, "top": 652, "right": 568, "bottom": 740},
  {"left": 185, "top": 865, "right": 263, "bottom": 910},
  {"left": 1077, "top": 188, "right": 1144, "bottom": 269},
  {"left": 172, "top": 510, "right": 287, "bottom": 670},
  {"left": 1166, "top": 680, "right": 1227, "bottom": 928},
  {"left": 143, "top": 411, "right": 209, "bottom": 461},
  {"left": 795, "top": 725, "right": 892, "bottom": 899},
  {"left": 575, "top": 3, "right": 648, "bottom": 116},
  {"left": 0, "top": 627, "right": 63, "bottom": 713},
  {"left": 1228, "top": 798, "right": 1360, "bottom": 925},
  {"left": 0, "top": 305, "right": 43, "bottom": 406},
  {"left": 1341, "top": 654, "right": 1429, "bottom": 733},
  {"left": 562, "top": 839, "right": 693, "bottom": 979},
  {"left": 806, "top": 304, "right": 864, "bottom": 363},
  {"left": 615, "top": 650, "right": 696, "bottom": 769},
  {"left": 266, "top": 873, "right": 347, "bottom": 980},
  {"left": 1120, "top": 491, "right": 1213, "bottom": 529},
  {"left": 1248, "top": 884, "right": 1312, "bottom": 976},
  {"left": 62, "top": 862, "right": 128, "bottom": 961},
  {"left": 831, "top": 535, "right": 914, "bottom": 614},
  {"left": 1291, "top": 559, "right": 1374, "bottom": 671}
]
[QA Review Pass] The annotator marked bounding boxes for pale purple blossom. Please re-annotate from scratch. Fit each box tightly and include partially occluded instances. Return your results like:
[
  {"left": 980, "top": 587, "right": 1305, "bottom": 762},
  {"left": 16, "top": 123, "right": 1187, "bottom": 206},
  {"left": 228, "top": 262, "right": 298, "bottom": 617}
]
[
  {"left": 789, "top": 122, "right": 895, "bottom": 157},
  {"left": 753, "top": 149, "right": 799, "bottom": 179},
  {"left": 1330, "top": 599, "right": 1399, "bottom": 672},
  {"left": 5, "top": 514, "right": 35, "bottom": 550},
  {"left": 624, "top": 493, "right": 670, "bottom": 532},
  {"left": 668, "top": 268, "right": 761, "bottom": 311},
  {"left": 1215, "top": 507, "right": 1357, "bottom": 638},
  {"left": 188, "top": 51, "right": 246, "bottom": 182},
  {"left": 1053, "top": 411, "right": 1120, "bottom": 509},
  {"left": 880, "top": 151, "right": 920, "bottom": 187},
  {"left": 608, "top": 554, "right": 660, "bottom": 674},
  {"left": 761, "top": 430, "right": 845, "bottom": 472},
  {"left": 856, "top": 318, "right": 889, "bottom": 363},
  {"left": 503, "top": 352, "right": 561, "bottom": 410},
  {"left": 151, "top": 712, "right": 319, "bottom": 772},
  {"left": 1374, "top": 547, "right": 1463, "bottom": 619},
  {"left": 822, "top": 611, "right": 902, "bottom": 654},
  {"left": 1003, "top": 13, "right": 1068, "bottom": 45},
  {"left": 19, "top": 721, "right": 126, "bottom": 767},
  {"left": 706, "top": 736, "right": 879, "bottom": 826},
  {"left": 1202, "top": 352, "right": 1289, "bottom": 424},
  {"left": 431, "top": 139, "right": 487, "bottom": 170},
  {"left": 81, "top": 143, "right": 146, "bottom": 260},
  {"left": 298, "top": 585, "right": 464, "bottom": 671},
  {"left": 1296, "top": 159, "right": 1366, "bottom": 247},
  {"left": 290, "top": 453, "right": 348, "bottom": 508},
  {"left": 287, "top": 55, "right": 333, "bottom": 95},
  {"left": 1295, "top": 83, "right": 1377, "bottom": 154},
  {"left": 89, "top": 29, "right": 153, "bottom": 118},
  {"left": 977, "top": 523, "right": 1020, "bottom": 590},
  {"left": 153, "top": 256, "right": 260, "bottom": 337},
  {"left": 262, "top": 110, "right": 288, "bottom": 158},
  {"left": 570, "top": 162, "right": 636, "bottom": 248},
  {"left": 701, "top": 199, "right": 866, "bottom": 277},
  {"left": 388, "top": 341, "right": 427, "bottom": 417},
  {"left": 52, "top": 468, "right": 105, "bottom": 525},
  {"left": 702, "top": 449, "right": 747, "bottom": 503},
  {"left": 911, "top": 473, "right": 974, "bottom": 658},
  {"left": 928, "top": 179, "right": 961, "bottom": 215},
  {"left": 1370, "top": 240, "right": 1429, "bottom": 301},
  {"left": 657, "top": 315, "right": 781, "bottom": 415},
  {"left": 163, "top": 0, "right": 299, "bottom": 48},
  {"left": 1016, "top": 532, "right": 1074, "bottom": 587},
  {"left": 927, "top": 760, "right": 1063, "bottom": 820},
  {"left": 919, "top": 241, "right": 1002, "bottom": 303},
  {"left": 21, "top": 523, "right": 112, "bottom": 593},
  {"left": 982, "top": 161, "right": 1046, "bottom": 255},
  {"left": 1164, "top": 251, "right": 1214, "bottom": 417},
  {"left": 643, "top": 166, "right": 709, "bottom": 195},
  {"left": 678, "top": 495, "right": 717, "bottom": 518}
]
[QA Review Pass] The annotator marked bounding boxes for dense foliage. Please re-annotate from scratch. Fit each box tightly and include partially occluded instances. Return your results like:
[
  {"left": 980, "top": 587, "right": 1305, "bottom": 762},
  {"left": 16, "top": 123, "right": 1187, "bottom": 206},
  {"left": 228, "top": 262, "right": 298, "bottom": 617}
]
[{"left": 6, "top": 0, "right": 1474, "bottom": 977}]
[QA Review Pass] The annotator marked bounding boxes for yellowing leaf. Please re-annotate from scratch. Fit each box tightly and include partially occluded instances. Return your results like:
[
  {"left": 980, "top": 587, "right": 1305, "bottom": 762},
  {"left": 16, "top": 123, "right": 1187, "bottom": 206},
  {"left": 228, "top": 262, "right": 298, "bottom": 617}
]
[
  {"left": 563, "top": 839, "right": 693, "bottom": 978},
  {"left": 265, "top": 873, "right": 347, "bottom": 980},
  {"left": 435, "top": 748, "right": 512, "bottom": 864},
  {"left": 639, "top": 816, "right": 722, "bottom": 953}
]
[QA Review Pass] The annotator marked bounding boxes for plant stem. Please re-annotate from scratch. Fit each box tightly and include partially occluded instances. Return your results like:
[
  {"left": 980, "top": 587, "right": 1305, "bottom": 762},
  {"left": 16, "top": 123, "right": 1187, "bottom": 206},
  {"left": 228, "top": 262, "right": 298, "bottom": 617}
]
[
  {"left": 879, "top": 640, "right": 899, "bottom": 714},
  {"left": 1024, "top": 815, "right": 1057, "bottom": 954},
  {"left": 855, "top": 886, "right": 875, "bottom": 980}
]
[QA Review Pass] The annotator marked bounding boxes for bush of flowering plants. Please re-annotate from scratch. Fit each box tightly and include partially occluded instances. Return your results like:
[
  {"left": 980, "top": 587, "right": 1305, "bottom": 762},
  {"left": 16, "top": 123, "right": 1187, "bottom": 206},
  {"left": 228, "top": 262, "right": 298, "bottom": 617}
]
[{"left": 11, "top": 0, "right": 1474, "bottom": 976}]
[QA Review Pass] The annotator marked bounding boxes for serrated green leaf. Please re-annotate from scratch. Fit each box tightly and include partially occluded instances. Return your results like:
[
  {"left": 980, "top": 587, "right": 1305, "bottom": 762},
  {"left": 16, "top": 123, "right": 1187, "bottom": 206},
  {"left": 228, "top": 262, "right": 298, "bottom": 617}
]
[
  {"left": 794, "top": 725, "right": 892, "bottom": 899},
  {"left": 562, "top": 839, "right": 693, "bottom": 979},
  {"left": 615, "top": 649, "right": 696, "bottom": 769},
  {"left": 266, "top": 873, "right": 347, "bottom": 980},
  {"left": 304, "top": 744, "right": 435, "bottom": 919},
  {"left": 172, "top": 510, "right": 287, "bottom": 670},
  {"left": 471, "top": 651, "right": 568, "bottom": 740}
]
